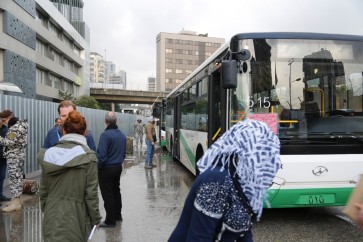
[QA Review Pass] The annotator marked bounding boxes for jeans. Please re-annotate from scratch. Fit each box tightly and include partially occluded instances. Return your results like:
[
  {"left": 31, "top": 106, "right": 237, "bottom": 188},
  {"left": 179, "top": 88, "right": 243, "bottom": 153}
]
[
  {"left": 0, "top": 159, "right": 7, "bottom": 197},
  {"left": 144, "top": 140, "right": 155, "bottom": 165}
]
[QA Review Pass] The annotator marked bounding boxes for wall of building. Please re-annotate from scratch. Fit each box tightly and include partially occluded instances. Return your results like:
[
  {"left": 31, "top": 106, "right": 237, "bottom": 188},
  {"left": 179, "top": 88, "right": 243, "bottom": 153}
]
[{"left": 0, "top": 0, "right": 90, "bottom": 100}]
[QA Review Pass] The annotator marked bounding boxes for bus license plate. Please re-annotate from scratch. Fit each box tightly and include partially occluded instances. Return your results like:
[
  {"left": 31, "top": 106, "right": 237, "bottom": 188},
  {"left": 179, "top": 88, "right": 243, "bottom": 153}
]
[{"left": 296, "top": 194, "right": 335, "bottom": 205}]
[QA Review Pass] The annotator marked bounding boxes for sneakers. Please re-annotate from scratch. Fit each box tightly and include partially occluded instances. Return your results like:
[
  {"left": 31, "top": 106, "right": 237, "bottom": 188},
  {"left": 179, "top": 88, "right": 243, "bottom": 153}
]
[
  {"left": 144, "top": 165, "right": 153, "bottom": 169},
  {"left": 151, "top": 163, "right": 157, "bottom": 167}
]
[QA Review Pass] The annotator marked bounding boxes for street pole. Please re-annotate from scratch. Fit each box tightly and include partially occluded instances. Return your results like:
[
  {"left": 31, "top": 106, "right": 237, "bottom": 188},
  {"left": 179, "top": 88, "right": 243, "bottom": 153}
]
[{"left": 288, "top": 58, "right": 294, "bottom": 109}]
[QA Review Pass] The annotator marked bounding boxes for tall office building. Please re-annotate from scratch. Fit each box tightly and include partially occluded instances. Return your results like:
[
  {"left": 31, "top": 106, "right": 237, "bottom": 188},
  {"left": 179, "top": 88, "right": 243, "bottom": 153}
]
[
  {"left": 156, "top": 30, "right": 225, "bottom": 92},
  {"left": 109, "top": 70, "right": 127, "bottom": 89},
  {"left": 0, "top": 0, "right": 90, "bottom": 100},
  {"left": 148, "top": 76, "right": 156, "bottom": 91}
]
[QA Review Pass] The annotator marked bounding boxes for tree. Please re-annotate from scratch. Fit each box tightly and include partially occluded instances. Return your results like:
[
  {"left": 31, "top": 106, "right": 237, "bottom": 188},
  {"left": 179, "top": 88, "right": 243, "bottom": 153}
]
[
  {"left": 58, "top": 90, "right": 74, "bottom": 101},
  {"left": 74, "top": 95, "right": 101, "bottom": 109}
]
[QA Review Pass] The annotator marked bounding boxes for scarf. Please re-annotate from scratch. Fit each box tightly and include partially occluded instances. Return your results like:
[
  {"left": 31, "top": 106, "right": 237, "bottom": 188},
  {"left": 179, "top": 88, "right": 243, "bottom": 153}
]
[{"left": 197, "top": 119, "right": 281, "bottom": 220}]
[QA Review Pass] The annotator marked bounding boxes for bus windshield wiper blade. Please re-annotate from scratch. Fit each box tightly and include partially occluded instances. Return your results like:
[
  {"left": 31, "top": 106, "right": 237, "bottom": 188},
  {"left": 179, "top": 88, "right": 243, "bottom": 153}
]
[
  {"left": 308, "top": 132, "right": 363, "bottom": 144},
  {"left": 280, "top": 139, "right": 337, "bottom": 145}
]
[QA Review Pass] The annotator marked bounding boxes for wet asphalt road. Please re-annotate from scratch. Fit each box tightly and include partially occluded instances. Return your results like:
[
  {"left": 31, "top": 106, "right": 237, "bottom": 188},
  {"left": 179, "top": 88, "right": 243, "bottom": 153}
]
[{"left": 1, "top": 145, "right": 363, "bottom": 242}]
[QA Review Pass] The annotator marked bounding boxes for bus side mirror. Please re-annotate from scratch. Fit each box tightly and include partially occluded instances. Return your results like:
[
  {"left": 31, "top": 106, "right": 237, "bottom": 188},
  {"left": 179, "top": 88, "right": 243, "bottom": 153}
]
[{"left": 222, "top": 60, "right": 237, "bottom": 89}]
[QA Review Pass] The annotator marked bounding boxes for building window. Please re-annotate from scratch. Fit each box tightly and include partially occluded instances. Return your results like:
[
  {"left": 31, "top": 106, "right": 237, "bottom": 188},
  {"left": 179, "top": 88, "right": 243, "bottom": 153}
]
[
  {"left": 205, "top": 42, "right": 212, "bottom": 47},
  {"left": 185, "top": 70, "right": 192, "bottom": 75},
  {"left": 195, "top": 51, "right": 199, "bottom": 56},
  {"left": 175, "top": 69, "right": 183, "bottom": 74},
  {"left": 165, "top": 58, "right": 172, "bottom": 63},
  {"left": 166, "top": 38, "right": 173, "bottom": 43},
  {"left": 176, "top": 79, "right": 182, "bottom": 84},
  {"left": 166, "top": 48, "right": 172, "bottom": 53},
  {"left": 187, "top": 60, "right": 193, "bottom": 65},
  {"left": 166, "top": 69, "right": 173, "bottom": 73},
  {"left": 174, "top": 49, "right": 183, "bottom": 54},
  {"left": 206, "top": 52, "right": 212, "bottom": 57},
  {"left": 175, "top": 59, "right": 183, "bottom": 64},
  {"left": 166, "top": 78, "right": 172, "bottom": 83},
  {"left": 36, "top": 39, "right": 46, "bottom": 55},
  {"left": 214, "top": 43, "right": 221, "bottom": 48}
]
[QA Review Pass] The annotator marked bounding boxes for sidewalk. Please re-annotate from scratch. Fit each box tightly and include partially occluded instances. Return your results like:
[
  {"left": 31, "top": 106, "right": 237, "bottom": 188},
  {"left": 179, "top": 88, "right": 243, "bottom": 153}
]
[{"left": 0, "top": 144, "right": 194, "bottom": 242}]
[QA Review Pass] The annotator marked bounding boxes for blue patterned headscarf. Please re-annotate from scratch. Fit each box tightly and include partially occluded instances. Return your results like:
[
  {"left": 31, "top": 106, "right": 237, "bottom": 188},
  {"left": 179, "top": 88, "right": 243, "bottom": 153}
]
[{"left": 197, "top": 119, "right": 281, "bottom": 220}]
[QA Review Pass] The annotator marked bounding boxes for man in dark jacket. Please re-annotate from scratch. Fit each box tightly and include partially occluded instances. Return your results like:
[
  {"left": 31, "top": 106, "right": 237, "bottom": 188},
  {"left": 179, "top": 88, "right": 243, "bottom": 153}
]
[
  {"left": 43, "top": 100, "right": 96, "bottom": 151},
  {"left": 0, "top": 118, "right": 10, "bottom": 202},
  {"left": 97, "top": 112, "right": 126, "bottom": 227}
]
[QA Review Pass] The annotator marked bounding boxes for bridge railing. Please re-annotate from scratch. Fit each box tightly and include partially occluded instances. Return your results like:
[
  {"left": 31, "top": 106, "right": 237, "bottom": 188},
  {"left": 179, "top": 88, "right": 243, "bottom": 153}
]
[{"left": 90, "top": 82, "right": 125, "bottom": 90}]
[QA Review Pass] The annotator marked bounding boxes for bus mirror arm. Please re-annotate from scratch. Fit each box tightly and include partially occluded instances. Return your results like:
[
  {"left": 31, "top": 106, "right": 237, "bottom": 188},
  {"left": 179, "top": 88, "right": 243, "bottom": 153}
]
[{"left": 221, "top": 60, "right": 238, "bottom": 89}]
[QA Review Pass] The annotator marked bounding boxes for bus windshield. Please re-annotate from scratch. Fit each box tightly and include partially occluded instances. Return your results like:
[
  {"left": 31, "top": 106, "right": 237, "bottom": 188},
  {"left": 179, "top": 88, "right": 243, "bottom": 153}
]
[{"left": 230, "top": 38, "right": 363, "bottom": 139}]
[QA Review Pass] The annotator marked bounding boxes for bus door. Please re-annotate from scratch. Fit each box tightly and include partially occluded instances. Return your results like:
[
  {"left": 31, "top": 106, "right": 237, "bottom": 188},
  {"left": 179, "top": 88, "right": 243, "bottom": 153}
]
[
  {"left": 172, "top": 95, "right": 182, "bottom": 160},
  {"left": 208, "top": 69, "right": 227, "bottom": 146}
]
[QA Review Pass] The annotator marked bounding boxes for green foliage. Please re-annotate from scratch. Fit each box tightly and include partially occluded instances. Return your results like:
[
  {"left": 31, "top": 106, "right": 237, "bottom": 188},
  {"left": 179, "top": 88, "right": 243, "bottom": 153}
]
[
  {"left": 74, "top": 95, "right": 101, "bottom": 109},
  {"left": 58, "top": 90, "right": 74, "bottom": 101}
]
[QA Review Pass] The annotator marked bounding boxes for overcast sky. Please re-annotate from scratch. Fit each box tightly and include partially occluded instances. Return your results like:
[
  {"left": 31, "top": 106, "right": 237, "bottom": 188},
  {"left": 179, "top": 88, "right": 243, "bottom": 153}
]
[{"left": 83, "top": 0, "right": 363, "bottom": 91}]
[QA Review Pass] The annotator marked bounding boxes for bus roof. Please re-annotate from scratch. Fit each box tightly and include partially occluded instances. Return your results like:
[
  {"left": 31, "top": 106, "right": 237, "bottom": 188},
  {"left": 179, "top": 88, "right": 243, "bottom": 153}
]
[{"left": 230, "top": 32, "right": 363, "bottom": 51}]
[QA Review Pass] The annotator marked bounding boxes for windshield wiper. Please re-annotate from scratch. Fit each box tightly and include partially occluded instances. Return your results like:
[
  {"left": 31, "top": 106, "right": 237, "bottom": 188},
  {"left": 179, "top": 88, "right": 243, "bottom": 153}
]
[{"left": 306, "top": 132, "right": 363, "bottom": 144}]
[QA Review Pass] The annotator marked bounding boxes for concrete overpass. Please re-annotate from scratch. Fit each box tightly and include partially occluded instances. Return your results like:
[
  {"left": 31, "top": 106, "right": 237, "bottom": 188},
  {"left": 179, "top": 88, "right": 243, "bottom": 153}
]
[{"left": 90, "top": 88, "right": 168, "bottom": 105}]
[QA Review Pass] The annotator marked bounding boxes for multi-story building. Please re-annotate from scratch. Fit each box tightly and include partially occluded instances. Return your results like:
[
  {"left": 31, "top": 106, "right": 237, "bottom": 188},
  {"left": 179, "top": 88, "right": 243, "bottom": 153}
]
[
  {"left": 156, "top": 30, "right": 225, "bottom": 92},
  {"left": 0, "top": 0, "right": 89, "bottom": 100},
  {"left": 109, "top": 70, "right": 127, "bottom": 89},
  {"left": 90, "top": 52, "right": 105, "bottom": 83},
  {"left": 148, "top": 76, "right": 156, "bottom": 91}
]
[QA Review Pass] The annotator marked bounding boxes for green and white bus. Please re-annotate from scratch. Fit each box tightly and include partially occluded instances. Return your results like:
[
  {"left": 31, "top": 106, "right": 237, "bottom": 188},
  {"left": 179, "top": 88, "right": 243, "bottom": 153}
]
[{"left": 163, "top": 32, "right": 363, "bottom": 208}]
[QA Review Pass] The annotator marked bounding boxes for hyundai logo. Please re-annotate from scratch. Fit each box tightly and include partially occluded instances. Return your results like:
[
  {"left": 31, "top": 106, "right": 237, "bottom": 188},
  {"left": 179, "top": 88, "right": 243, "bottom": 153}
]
[{"left": 312, "top": 166, "right": 328, "bottom": 176}]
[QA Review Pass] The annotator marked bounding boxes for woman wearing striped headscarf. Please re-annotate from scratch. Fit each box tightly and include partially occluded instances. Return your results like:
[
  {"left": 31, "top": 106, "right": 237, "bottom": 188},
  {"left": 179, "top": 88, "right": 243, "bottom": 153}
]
[{"left": 168, "top": 119, "right": 281, "bottom": 242}]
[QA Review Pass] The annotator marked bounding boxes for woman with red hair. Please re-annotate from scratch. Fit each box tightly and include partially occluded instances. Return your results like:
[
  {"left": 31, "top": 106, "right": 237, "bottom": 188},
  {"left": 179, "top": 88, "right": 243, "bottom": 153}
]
[{"left": 38, "top": 110, "right": 101, "bottom": 242}]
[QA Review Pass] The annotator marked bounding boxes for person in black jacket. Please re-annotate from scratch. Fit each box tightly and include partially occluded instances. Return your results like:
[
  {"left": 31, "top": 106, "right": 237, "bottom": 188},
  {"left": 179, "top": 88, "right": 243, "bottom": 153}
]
[
  {"left": 97, "top": 112, "right": 126, "bottom": 227},
  {"left": 0, "top": 118, "right": 10, "bottom": 202}
]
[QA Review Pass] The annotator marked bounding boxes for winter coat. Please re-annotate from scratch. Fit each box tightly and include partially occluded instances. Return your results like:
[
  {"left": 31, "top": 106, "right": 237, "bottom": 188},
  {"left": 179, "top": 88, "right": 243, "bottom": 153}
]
[
  {"left": 0, "top": 118, "right": 28, "bottom": 160},
  {"left": 96, "top": 123, "right": 126, "bottom": 170},
  {"left": 38, "top": 134, "right": 101, "bottom": 242}
]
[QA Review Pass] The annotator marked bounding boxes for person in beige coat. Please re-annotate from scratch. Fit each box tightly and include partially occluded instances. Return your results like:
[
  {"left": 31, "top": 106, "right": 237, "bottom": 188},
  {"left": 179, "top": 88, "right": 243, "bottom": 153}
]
[{"left": 144, "top": 116, "right": 157, "bottom": 169}]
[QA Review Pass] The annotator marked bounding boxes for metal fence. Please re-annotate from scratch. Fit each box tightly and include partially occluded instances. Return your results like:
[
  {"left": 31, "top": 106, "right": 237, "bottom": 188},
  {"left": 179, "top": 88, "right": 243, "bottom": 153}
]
[{"left": 0, "top": 95, "right": 147, "bottom": 175}]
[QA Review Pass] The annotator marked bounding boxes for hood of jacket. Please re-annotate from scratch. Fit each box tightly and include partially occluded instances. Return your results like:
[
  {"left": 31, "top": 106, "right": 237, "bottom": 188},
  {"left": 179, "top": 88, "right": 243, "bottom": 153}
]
[{"left": 38, "top": 134, "right": 97, "bottom": 176}]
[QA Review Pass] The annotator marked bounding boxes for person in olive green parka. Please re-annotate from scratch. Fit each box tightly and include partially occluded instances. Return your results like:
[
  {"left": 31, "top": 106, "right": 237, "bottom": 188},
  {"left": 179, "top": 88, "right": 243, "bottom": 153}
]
[{"left": 38, "top": 111, "right": 101, "bottom": 242}]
